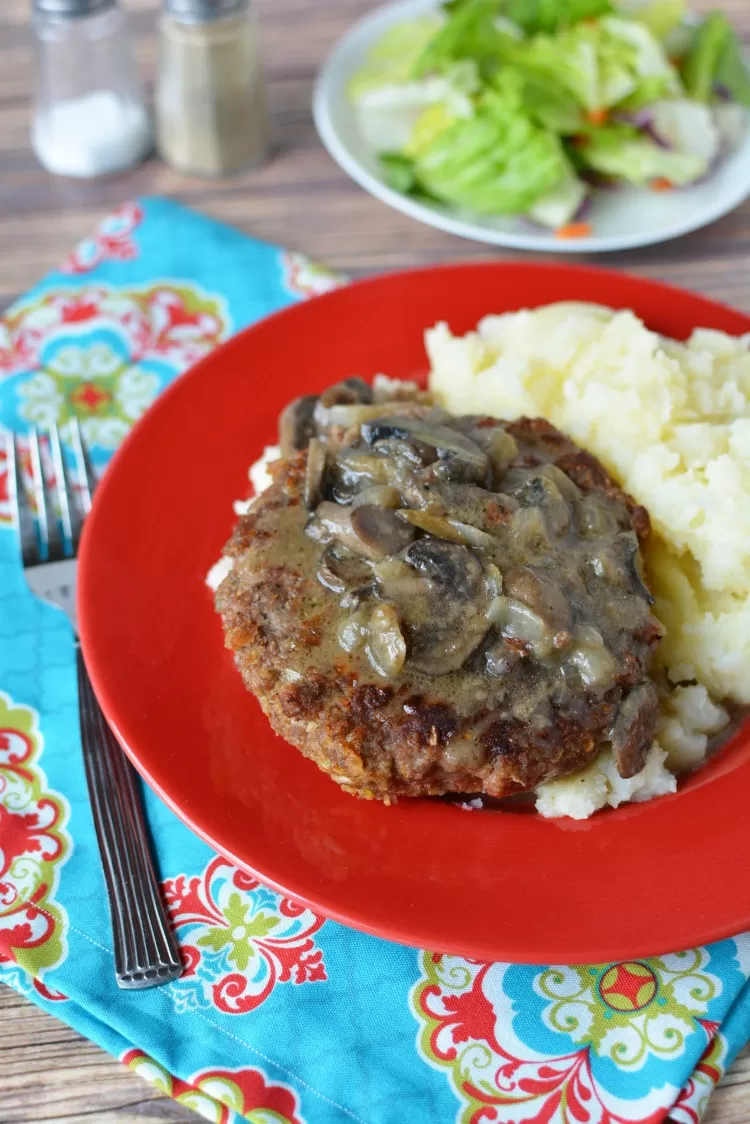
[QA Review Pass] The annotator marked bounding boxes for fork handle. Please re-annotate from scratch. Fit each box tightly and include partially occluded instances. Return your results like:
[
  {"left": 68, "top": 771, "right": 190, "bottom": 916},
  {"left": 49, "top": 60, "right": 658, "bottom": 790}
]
[{"left": 76, "top": 645, "right": 183, "bottom": 989}]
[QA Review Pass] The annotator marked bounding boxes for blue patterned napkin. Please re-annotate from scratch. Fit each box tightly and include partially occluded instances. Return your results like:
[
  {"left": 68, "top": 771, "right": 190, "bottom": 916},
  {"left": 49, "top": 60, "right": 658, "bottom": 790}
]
[{"left": 2, "top": 197, "right": 750, "bottom": 1124}]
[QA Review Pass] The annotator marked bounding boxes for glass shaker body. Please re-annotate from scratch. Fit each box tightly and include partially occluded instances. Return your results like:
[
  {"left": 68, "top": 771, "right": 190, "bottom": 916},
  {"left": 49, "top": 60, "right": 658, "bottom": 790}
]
[
  {"left": 156, "top": 4, "right": 269, "bottom": 178},
  {"left": 32, "top": 2, "right": 151, "bottom": 178}
]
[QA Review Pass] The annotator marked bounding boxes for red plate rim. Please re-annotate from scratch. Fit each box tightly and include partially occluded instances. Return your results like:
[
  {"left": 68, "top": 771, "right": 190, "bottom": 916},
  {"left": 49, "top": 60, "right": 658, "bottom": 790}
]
[{"left": 79, "top": 260, "right": 750, "bottom": 964}]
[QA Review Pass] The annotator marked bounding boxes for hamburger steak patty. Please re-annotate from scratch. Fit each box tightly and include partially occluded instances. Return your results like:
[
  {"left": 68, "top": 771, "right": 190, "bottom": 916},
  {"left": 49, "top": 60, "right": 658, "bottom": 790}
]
[{"left": 215, "top": 378, "right": 663, "bottom": 802}]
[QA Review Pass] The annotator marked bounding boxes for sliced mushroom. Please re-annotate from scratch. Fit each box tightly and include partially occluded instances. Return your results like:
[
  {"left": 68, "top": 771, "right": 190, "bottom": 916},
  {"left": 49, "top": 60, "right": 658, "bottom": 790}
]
[
  {"left": 372, "top": 556, "right": 428, "bottom": 608},
  {"left": 405, "top": 538, "right": 484, "bottom": 600},
  {"left": 503, "top": 566, "right": 573, "bottom": 633},
  {"left": 498, "top": 465, "right": 541, "bottom": 496},
  {"left": 325, "top": 402, "right": 411, "bottom": 428},
  {"left": 350, "top": 505, "right": 415, "bottom": 559},
  {"left": 509, "top": 506, "right": 553, "bottom": 553},
  {"left": 316, "top": 558, "right": 346, "bottom": 594},
  {"left": 470, "top": 426, "right": 519, "bottom": 482},
  {"left": 611, "top": 681, "right": 659, "bottom": 778},
  {"left": 397, "top": 509, "right": 495, "bottom": 550},
  {"left": 304, "top": 438, "right": 326, "bottom": 510},
  {"left": 313, "top": 379, "right": 375, "bottom": 433},
  {"left": 308, "top": 501, "right": 350, "bottom": 542},
  {"left": 518, "top": 472, "right": 561, "bottom": 510},
  {"left": 366, "top": 603, "right": 407, "bottom": 679},
  {"left": 331, "top": 450, "right": 397, "bottom": 500},
  {"left": 316, "top": 397, "right": 435, "bottom": 433},
  {"left": 310, "top": 501, "right": 414, "bottom": 561},
  {"left": 541, "top": 463, "right": 582, "bottom": 503},
  {"left": 352, "top": 485, "right": 402, "bottom": 509},
  {"left": 372, "top": 438, "right": 430, "bottom": 478},
  {"left": 278, "top": 394, "right": 318, "bottom": 456},
  {"left": 361, "top": 416, "right": 488, "bottom": 483},
  {"left": 400, "top": 480, "right": 518, "bottom": 534},
  {"left": 319, "top": 377, "right": 373, "bottom": 408},
  {"left": 374, "top": 540, "right": 493, "bottom": 675},
  {"left": 316, "top": 546, "right": 372, "bottom": 595},
  {"left": 515, "top": 472, "right": 571, "bottom": 535}
]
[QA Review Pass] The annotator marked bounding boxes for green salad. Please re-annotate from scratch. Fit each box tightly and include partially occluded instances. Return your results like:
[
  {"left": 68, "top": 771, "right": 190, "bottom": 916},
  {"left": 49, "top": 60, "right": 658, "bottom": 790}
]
[{"left": 348, "top": 0, "right": 750, "bottom": 232}]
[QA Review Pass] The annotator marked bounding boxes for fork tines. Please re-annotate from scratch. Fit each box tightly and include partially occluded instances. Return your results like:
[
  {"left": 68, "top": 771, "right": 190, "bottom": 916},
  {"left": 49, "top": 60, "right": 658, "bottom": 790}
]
[{"left": 7, "top": 420, "right": 94, "bottom": 567}]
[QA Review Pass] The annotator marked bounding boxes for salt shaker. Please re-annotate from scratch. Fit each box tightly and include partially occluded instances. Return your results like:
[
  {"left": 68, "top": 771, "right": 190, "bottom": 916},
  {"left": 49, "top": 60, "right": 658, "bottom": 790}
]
[
  {"left": 31, "top": 0, "right": 151, "bottom": 179},
  {"left": 156, "top": 0, "right": 269, "bottom": 177}
]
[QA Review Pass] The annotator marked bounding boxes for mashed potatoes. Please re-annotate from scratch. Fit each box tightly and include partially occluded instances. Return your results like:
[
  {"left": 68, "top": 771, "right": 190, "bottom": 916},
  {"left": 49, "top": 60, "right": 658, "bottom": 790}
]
[
  {"left": 427, "top": 302, "right": 747, "bottom": 818},
  {"left": 536, "top": 684, "right": 728, "bottom": 819}
]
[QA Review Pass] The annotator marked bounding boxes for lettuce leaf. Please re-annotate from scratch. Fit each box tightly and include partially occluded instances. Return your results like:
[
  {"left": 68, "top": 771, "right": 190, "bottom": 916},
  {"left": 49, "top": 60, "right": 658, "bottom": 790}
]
[
  {"left": 503, "top": 0, "right": 613, "bottom": 34},
  {"left": 682, "top": 13, "right": 750, "bottom": 105},
  {"left": 527, "top": 162, "right": 588, "bottom": 225},
  {"left": 511, "top": 68, "right": 586, "bottom": 132},
  {"left": 351, "top": 61, "right": 479, "bottom": 153},
  {"left": 579, "top": 123, "right": 708, "bottom": 183},
  {"left": 599, "top": 16, "right": 681, "bottom": 105},
  {"left": 508, "top": 25, "right": 602, "bottom": 110},
  {"left": 623, "top": 0, "right": 687, "bottom": 41},
  {"left": 414, "top": 0, "right": 510, "bottom": 79},
  {"left": 348, "top": 17, "right": 444, "bottom": 98},
  {"left": 714, "top": 23, "right": 750, "bottom": 106},
  {"left": 407, "top": 95, "right": 475, "bottom": 157},
  {"left": 411, "top": 84, "right": 568, "bottom": 213},
  {"left": 681, "top": 13, "right": 724, "bottom": 102},
  {"left": 650, "top": 98, "right": 720, "bottom": 164},
  {"left": 507, "top": 17, "right": 679, "bottom": 114},
  {"left": 380, "top": 153, "right": 418, "bottom": 193}
]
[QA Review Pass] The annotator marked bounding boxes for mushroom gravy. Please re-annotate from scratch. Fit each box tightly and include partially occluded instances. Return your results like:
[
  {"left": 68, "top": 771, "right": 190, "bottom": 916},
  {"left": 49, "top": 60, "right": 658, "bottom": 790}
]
[{"left": 263, "top": 378, "right": 664, "bottom": 784}]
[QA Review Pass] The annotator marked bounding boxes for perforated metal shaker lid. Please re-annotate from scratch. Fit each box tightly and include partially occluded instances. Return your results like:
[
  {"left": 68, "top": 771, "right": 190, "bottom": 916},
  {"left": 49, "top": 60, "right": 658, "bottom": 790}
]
[
  {"left": 163, "top": 0, "right": 249, "bottom": 21},
  {"left": 33, "top": 0, "right": 116, "bottom": 17}
]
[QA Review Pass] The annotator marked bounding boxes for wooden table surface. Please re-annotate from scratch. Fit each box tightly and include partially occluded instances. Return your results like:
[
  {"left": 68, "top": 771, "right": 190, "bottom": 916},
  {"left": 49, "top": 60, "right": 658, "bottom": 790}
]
[{"left": 2, "top": 0, "right": 750, "bottom": 1119}]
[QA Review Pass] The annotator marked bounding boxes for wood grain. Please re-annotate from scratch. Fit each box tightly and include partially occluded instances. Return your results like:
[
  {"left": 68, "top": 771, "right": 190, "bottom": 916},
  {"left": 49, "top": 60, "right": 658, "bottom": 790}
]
[{"left": 1, "top": 0, "right": 750, "bottom": 1119}]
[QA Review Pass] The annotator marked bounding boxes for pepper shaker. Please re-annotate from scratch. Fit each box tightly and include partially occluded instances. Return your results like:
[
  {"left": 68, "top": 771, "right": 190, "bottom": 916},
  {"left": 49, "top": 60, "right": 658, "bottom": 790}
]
[
  {"left": 31, "top": 0, "right": 151, "bottom": 178},
  {"left": 156, "top": 0, "right": 269, "bottom": 178}
]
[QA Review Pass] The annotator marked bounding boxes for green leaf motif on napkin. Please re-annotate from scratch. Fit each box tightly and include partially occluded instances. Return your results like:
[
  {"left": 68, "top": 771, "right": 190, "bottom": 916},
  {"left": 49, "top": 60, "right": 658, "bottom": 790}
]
[
  {"left": 0, "top": 283, "right": 229, "bottom": 454},
  {"left": 197, "top": 892, "right": 280, "bottom": 973},
  {"left": 163, "top": 857, "right": 327, "bottom": 1015}
]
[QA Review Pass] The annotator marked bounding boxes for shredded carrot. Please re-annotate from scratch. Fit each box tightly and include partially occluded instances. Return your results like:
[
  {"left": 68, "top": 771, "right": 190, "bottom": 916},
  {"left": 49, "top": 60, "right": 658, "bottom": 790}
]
[
  {"left": 586, "top": 108, "right": 608, "bottom": 125},
  {"left": 555, "top": 223, "right": 593, "bottom": 240},
  {"left": 651, "top": 177, "right": 675, "bottom": 191}
]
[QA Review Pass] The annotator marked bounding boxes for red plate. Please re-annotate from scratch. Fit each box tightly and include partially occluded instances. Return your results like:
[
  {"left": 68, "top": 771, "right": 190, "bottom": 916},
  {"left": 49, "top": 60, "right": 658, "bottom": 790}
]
[{"left": 79, "top": 262, "right": 750, "bottom": 964}]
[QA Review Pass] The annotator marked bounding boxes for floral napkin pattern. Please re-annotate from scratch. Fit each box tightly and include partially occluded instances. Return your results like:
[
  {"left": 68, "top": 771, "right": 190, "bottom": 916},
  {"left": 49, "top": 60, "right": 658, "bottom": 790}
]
[{"left": 1, "top": 197, "right": 750, "bottom": 1124}]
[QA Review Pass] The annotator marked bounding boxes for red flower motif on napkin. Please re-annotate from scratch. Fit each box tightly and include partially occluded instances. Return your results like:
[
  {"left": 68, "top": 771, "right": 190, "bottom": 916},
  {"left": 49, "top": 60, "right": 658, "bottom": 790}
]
[
  {"left": 60, "top": 202, "right": 144, "bottom": 275},
  {"left": 163, "top": 856, "right": 326, "bottom": 1015}
]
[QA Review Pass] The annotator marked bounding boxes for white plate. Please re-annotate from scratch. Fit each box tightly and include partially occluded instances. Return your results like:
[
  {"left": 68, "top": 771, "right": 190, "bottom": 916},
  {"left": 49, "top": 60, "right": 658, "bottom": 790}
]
[{"left": 313, "top": 0, "right": 750, "bottom": 253}]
